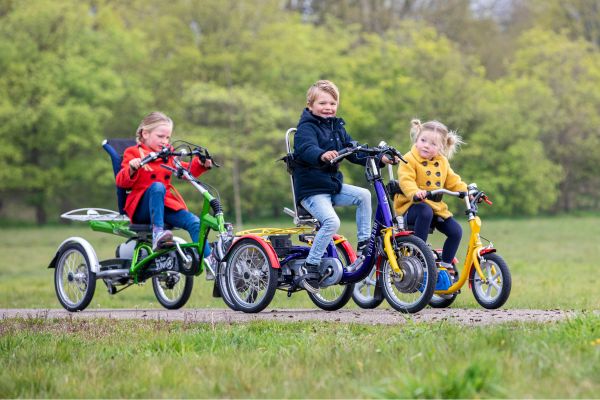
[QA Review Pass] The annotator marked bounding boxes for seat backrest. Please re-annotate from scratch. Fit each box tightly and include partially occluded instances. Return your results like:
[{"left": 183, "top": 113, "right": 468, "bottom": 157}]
[
  {"left": 102, "top": 138, "right": 136, "bottom": 215},
  {"left": 284, "top": 128, "right": 318, "bottom": 226}
]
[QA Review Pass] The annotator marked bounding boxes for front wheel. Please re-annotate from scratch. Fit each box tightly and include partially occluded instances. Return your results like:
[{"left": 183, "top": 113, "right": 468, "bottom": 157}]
[
  {"left": 352, "top": 264, "right": 384, "bottom": 309},
  {"left": 307, "top": 243, "right": 354, "bottom": 311},
  {"left": 152, "top": 272, "right": 194, "bottom": 309},
  {"left": 225, "top": 238, "right": 278, "bottom": 313},
  {"left": 215, "top": 261, "right": 238, "bottom": 311},
  {"left": 381, "top": 235, "right": 436, "bottom": 313},
  {"left": 54, "top": 243, "right": 96, "bottom": 312},
  {"left": 470, "top": 253, "right": 511, "bottom": 309}
]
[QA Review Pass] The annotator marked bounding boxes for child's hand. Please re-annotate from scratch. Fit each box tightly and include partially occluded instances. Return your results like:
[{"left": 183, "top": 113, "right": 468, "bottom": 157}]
[
  {"left": 414, "top": 190, "right": 428, "bottom": 200},
  {"left": 129, "top": 158, "right": 142, "bottom": 176},
  {"left": 382, "top": 155, "right": 401, "bottom": 165},
  {"left": 201, "top": 158, "right": 213, "bottom": 169},
  {"left": 320, "top": 150, "right": 339, "bottom": 162}
]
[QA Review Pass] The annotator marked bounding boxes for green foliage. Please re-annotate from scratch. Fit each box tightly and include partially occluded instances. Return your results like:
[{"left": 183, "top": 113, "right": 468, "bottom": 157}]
[{"left": 2, "top": 0, "right": 600, "bottom": 221}]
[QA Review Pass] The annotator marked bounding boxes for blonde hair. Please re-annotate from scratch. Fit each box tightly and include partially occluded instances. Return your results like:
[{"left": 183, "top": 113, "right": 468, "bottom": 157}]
[
  {"left": 306, "top": 80, "right": 340, "bottom": 106},
  {"left": 410, "top": 119, "right": 464, "bottom": 159},
  {"left": 136, "top": 111, "right": 173, "bottom": 143}
]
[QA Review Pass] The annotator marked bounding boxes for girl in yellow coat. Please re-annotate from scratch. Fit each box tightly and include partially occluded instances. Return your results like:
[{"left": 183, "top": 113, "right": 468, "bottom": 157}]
[{"left": 394, "top": 119, "right": 467, "bottom": 272}]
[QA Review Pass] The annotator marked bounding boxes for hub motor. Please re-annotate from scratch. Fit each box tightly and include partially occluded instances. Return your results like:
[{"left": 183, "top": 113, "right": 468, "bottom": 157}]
[{"left": 392, "top": 255, "right": 425, "bottom": 293}]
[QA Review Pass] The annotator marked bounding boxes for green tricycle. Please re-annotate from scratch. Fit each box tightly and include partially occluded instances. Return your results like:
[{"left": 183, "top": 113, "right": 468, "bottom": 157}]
[{"left": 48, "top": 139, "right": 237, "bottom": 311}]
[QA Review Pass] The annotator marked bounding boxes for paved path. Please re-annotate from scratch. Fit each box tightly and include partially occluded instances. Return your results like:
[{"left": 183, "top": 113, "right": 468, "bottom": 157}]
[{"left": 0, "top": 308, "right": 581, "bottom": 326}]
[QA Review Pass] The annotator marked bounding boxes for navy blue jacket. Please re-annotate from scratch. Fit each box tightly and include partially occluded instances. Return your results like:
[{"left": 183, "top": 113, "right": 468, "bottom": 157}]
[{"left": 293, "top": 108, "right": 366, "bottom": 202}]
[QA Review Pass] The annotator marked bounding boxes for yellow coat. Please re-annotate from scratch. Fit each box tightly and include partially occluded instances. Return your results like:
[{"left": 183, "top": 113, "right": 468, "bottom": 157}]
[{"left": 394, "top": 145, "right": 467, "bottom": 219}]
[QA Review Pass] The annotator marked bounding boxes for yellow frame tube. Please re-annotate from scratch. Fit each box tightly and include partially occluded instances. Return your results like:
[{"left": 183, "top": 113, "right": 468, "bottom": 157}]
[
  {"left": 435, "top": 216, "right": 487, "bottom": 295},
  {"left": 382, "top": 228, "right": 403, "bottom": 276}
]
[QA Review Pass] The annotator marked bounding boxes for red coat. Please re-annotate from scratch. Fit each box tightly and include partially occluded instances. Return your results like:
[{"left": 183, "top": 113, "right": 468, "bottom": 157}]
[{"left": 115, "top": 143, "right": 209, "bottom": 219}]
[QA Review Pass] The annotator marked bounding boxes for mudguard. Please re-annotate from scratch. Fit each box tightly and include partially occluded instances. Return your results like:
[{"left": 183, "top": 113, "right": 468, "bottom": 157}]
[
  {"left": 48, "top": 237, "right": 101, "bottom": 273},
  {"left": 226, "top": 234, "right": 281, "bottom": 268},
  {"left": 333, "top": 233, "right": 357, "bottom": 263}
]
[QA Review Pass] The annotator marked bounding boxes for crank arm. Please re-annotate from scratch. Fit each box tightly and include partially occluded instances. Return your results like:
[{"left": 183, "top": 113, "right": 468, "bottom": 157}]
[{"left": 174, "top": 242, "right": 192, "bottom": 269}]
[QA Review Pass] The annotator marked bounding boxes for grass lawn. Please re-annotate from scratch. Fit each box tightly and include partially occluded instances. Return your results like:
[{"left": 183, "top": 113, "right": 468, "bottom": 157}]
[
  {"left": 1, "top": 214, "right": 599, "bottom": 310},
  {"left": 1, "top": 315, "right": 599, "bottom": 398},
  {"left": 1, "top": 215, "right": 599, "bottom": 398}
]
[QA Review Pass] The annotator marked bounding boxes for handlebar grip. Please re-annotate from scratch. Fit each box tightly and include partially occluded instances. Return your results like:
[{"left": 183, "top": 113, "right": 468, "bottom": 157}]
[
  {"left": 412, "top": 191, "right": 431, "bottom": 202},
  {"left": 139, "top": 152, "right": 158, "bottom": 167},
  {"left": 160, "top": 164, "right": 177, "bottom": 173}
]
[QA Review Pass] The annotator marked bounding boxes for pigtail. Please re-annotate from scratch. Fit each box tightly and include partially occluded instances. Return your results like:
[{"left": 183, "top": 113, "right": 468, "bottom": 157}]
[
  {"left": 409, "top": 118, "right": 422, "bottom": 143},
  {"left": 135, "top": 126, "right": 144, "bottom": 144},
  {"left": 445, "top": 129, "right": 464, "bottom": 159}
]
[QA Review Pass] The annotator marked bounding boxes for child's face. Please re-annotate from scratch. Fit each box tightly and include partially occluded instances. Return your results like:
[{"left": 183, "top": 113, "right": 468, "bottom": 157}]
[
  {"left": 308, "top": 90, "right": 338, "bottom": 118},
  {"left": 141, "top": 124, "right": 172, "bottom": 151},
  {"left": 415, "top": 130, "right": 442, "bottom": 159}
]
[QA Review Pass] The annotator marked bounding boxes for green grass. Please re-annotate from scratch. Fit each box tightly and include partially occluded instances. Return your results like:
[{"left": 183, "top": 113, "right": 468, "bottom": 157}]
[
  {"left": 1, "top": 215, "right": 599, "bottom": 398},
  {"left": 1, "top": 315, "right": 599, "bottom": 398},
  {"left": 1, "top": 214, "right": 599, "bottom": 310}
]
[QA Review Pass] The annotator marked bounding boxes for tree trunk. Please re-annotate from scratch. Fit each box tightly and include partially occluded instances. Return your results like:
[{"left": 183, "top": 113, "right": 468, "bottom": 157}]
[
  {"left": 36, "top": 204, "right": 47, "bottom": 225},
  {"left": 232, "top": 156, "right": 243, "bottom": 228}
]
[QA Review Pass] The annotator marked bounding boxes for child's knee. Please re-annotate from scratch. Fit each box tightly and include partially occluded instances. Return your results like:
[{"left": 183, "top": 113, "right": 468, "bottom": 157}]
[
  {"left": 323, "top": 215, "right": 340, "bottom": 231},
  {"left": 358, "top": 187, "right": 371, "bottom": 204},
  {"left": 188, "top": 215, "right": 200, "bottom": 232},
  {"left": 414, "top": 202, "right": 433, "bottom": 219},
  {"left": 149, "top": 182, "right": 166, "bottom": 194}
]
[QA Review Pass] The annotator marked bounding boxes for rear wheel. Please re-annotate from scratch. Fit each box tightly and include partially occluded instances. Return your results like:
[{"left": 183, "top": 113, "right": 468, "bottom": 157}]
[
  {"left": 152, "top": 272, "right": 194, "bottom": 309},
  {"left": 470, "top": 253, "right": 511, "bottom": 309},
  {"left": 54, "top": 243, "right": 96, "bottom": 312},
  {"left": 381, "top": 235, "right": 436, "bottom": 313},
  {"left": 308, "top": 243, "right": 354, "bottom": 311},
  {"left": 352, "top": 264, "right": 384, "bottom": 309},
  {"left": 225, "top": 238, "right": 278, "bottom": 313}
]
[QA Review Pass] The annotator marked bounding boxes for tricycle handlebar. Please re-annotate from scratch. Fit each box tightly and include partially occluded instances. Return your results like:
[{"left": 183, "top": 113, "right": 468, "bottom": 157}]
[{"left": 328, "top": 143, "right": 407, "bottom": 165}]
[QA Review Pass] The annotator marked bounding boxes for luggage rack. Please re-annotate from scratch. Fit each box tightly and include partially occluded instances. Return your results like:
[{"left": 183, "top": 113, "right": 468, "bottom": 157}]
[{"left": 60, "top": 208, "right": 130, "bottom": 222}]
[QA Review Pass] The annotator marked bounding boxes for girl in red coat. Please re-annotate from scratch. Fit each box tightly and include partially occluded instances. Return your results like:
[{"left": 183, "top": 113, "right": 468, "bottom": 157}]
[{"left": 116, "top": 111, "right": 212, "bottom": 251}]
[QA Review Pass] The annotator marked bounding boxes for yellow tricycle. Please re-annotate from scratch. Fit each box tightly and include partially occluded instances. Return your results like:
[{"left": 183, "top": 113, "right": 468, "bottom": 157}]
[{"left": 423, "top": 184, "right": 512, "bottom": 309}]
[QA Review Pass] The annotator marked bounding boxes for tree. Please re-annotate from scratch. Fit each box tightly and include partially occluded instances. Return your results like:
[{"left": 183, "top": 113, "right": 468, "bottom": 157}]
[
  {"left": 509, "top": 28, "right": 600, "bottom": 212},
  {"left": 0, "top": 0, "right": 149, "bottom": 223},
  {"left": 179, "top": 82, "right": 288, "bottom": 226}
]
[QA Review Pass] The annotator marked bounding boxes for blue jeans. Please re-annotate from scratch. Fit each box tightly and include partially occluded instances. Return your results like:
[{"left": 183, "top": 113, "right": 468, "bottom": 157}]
[
  {"left": 300, "top": 184, "right": 371, "bottom": 265},
  {"left": 133, "top": 182, "right": 209, "bottom": 256},
  {"left": 405, "top": 202, "right": 462, "bottom": 264}
]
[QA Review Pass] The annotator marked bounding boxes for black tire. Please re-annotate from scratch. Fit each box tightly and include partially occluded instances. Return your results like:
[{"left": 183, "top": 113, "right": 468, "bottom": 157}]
[
  {"left": 429, "top": 292, "right": 459, "bottom": 308},
  {"left": 352, "top": 264, "right": 385, "bottom": 309},
  {"left": 470, "top": 252, "right": 511, "bottom": 309},
  {"left": 225, "top": 238, "right": 278, "bottom": 313},
  {"left": 215, "top": 261, "right": 238, "bottom": 311},
  {"left": 54, "top": 243, "right": 96, "bottom": 312},
  {"left": 380, "top": 235, "right": 437, "bottom": 313},
  {"left": 152, "top": 273, "right": 194, "bottom": 309},
  {"left": 307, "top": 243, "right": 354, "bottom": 311}
]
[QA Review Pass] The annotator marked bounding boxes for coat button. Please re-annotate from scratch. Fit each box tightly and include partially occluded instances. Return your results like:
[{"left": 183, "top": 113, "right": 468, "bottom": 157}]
[
  {"left": 435, "top": 182, "right": 441, "bottom": 187},
  {"left": 436, "top": 172, "right": 441, "bottom": 176},
  {"left": 422, "top": 161, "right": 428, "bottom": 166},
  {"left": 426, "top": 181, "right": 431, "bottom": 186},
  {"left": 426, "top": 171, "right": 431, "bottom": 176},
  {"left": 165, "top": 175, "right": 170, "bottom": 180},
  {"left": 150, "top": 174, "right": 156, "bottom": 180},
  {"left": 434, "top": 161, "right": 440, "bottom": 167}
]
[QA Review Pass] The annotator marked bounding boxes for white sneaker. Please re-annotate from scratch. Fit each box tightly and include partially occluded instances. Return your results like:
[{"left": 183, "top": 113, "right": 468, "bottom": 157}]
[{"left": 152, "top": 229, "right": 173, "bottom": 251}]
